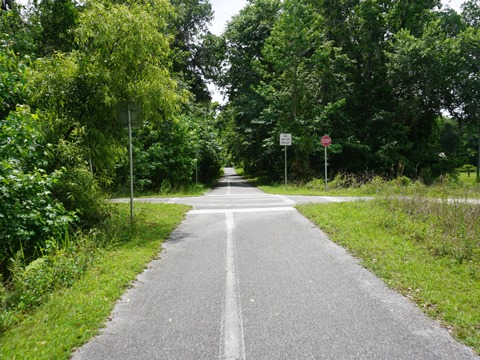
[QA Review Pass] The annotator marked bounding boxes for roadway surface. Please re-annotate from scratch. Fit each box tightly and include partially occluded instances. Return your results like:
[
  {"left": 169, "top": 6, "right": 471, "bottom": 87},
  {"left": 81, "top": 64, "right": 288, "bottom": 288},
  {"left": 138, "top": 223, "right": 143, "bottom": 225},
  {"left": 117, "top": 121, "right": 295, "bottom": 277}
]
[{"left": 73, "top": 168, "right": 478, "bottom": 359}]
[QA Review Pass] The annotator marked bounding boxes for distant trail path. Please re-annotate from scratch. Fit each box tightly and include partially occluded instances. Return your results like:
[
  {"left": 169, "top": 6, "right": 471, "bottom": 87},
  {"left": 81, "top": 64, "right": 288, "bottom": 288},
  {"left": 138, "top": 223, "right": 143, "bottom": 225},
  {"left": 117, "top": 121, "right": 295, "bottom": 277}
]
[{"left": 73, "top": 168, "right": 478, "bottom": 359}]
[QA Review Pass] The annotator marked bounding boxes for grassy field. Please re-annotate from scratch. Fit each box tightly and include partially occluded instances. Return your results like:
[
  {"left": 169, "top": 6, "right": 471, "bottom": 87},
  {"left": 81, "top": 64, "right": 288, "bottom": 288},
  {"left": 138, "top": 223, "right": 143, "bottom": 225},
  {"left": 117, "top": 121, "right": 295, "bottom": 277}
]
[
  {"left": 298, "top": 198, "right": 480, "bottom": 353},
  {"left": 0, "top": 202, "right": 190, "bottom": 360}
]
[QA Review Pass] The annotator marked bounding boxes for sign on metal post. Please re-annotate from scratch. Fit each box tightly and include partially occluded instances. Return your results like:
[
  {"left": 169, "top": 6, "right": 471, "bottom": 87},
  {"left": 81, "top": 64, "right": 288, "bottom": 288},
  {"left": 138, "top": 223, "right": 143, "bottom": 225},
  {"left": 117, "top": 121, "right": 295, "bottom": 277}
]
[
  {"left": 321, "top": 135, "right": 332, "bottom": 147},
  {"left": 280, "top": 133, "right": 292, "bottom": 146},
  {"left": 117, "top": 101, "right": 142, "bottom": 225},
  {"left": 321, "top": 135, "right": 332, "bottom": 191},
  {"left": 117, "top": 102, "right": 142, "bottom": 127},
  {"left": 280, "top": 134, "right": 292, "bottom": 186}
]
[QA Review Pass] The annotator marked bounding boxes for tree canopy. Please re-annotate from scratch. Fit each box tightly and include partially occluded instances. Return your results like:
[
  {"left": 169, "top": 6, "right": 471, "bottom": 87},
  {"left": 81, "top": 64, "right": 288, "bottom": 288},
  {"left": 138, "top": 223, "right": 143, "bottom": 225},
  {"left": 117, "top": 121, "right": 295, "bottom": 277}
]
[{"left": 219, "top": 0, "right": 480, "bottom": 182}]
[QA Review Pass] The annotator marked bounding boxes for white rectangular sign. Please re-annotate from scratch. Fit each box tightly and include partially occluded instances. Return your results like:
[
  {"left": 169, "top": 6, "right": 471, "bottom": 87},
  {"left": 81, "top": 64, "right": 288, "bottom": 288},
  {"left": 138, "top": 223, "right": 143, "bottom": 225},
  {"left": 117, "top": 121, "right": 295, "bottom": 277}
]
[{"left": 280, "top": 133, "right": 292, "bottom": 146}]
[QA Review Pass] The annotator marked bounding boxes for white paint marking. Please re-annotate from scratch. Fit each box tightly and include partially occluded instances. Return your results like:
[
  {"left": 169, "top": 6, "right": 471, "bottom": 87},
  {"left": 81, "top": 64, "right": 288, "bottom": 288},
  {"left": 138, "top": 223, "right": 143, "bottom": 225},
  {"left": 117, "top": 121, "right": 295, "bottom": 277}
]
[
  {"left": 221, "top": 212, "right": 246, "bottom": 360},
  {"left": 324, "top": 196, "right": 347, "bottom": 203},
  {"left": 205, "top": 194, "right": 272, "bottom": 198},
  {"left": 274, "top": 195, "right": 296, "bottom": 205},
  {"left": 227, "top": 181, "right": 232, "bottom": 195},
  {"left": 190, "top": 207, "right": 296, "bottom": 215}
]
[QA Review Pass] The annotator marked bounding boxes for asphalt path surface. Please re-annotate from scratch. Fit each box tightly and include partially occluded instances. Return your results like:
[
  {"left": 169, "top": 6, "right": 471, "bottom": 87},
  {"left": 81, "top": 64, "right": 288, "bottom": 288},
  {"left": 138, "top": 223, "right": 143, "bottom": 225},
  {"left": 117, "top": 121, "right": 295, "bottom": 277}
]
[{"left": 73, "top": 168, "right": 478, "bottom": 359}]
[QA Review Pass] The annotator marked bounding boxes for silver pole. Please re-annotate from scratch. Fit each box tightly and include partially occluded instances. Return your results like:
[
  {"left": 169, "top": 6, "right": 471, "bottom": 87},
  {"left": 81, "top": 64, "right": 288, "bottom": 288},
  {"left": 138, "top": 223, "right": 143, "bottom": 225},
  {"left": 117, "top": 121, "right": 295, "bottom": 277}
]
[
  {"left": 477, "top": 129, "right": 480, "bottom": 182},
  {"left": 324, "top": 146, "right": 328, "bottom": 191},
  {"left": 196, "top": 148, "right": 199, "bottom": 184},
  {"left": 128, "top": 105, "right": 134, "bottom": 225},
  {"left": 285, "top": 145, "right": 288, "bottom": 187}
]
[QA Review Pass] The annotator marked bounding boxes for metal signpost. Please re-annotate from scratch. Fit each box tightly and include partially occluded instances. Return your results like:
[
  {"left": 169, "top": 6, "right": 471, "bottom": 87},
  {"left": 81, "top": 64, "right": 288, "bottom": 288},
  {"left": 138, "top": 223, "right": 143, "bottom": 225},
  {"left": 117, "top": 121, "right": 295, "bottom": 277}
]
[
  {"left": 195, "top": 147, "right": 199, "bottom": 184},
  {"left": 321, "top": 135, "right": 332, "bottom": 191},
  {"left": 280, "top": 133, "right": 292, "bottom": 186},
  {"left": 117, "top": 101, "right": 142, "bottom": 225}
]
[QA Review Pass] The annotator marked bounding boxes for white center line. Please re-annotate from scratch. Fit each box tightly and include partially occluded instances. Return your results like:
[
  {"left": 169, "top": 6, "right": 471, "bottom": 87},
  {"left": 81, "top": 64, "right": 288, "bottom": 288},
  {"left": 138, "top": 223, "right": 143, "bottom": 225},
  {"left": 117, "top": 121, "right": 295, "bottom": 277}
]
[
  {"left": 227, "top": 181, "right": 232, "bottom": 195},
  {"left": 221, "top": 212, "right": 245, "bottom": 360}
]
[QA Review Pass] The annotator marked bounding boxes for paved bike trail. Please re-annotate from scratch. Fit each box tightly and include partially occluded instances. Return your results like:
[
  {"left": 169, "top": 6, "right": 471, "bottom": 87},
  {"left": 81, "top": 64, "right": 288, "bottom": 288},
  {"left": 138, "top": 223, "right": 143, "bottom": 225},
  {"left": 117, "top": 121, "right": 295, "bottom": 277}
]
[{"left": 73, "top": 168, "right": 478, "bottom": 359}]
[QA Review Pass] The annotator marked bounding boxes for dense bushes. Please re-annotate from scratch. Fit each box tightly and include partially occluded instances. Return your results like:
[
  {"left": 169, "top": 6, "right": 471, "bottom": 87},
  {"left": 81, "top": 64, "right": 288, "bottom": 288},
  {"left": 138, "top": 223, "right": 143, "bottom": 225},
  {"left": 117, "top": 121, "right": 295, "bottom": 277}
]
[
  {"left": 0, "top": 108, "right": 77, "bottom": 273},
  {"left": 114, "top": 106, "right": 224, "bottom": 193}
]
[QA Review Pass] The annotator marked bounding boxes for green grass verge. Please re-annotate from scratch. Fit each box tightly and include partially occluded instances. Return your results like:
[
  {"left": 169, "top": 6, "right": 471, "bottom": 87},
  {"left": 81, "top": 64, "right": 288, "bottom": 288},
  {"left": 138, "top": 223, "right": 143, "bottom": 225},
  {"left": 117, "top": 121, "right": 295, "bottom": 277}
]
[
  {"left": 298, "top": 199, "right": 480, "bottom": 353},
  {"left": 258, "top": 184, "right": 367, "bottom": 196},
  {"left": 0, "top": 202, "right": 190, "bottom": 359},
  {"left": 258, "top": 178, "right": 480, "bottom": 198},
  {"left": 110, "top": 183, "right": 209, "bottom": 199}
]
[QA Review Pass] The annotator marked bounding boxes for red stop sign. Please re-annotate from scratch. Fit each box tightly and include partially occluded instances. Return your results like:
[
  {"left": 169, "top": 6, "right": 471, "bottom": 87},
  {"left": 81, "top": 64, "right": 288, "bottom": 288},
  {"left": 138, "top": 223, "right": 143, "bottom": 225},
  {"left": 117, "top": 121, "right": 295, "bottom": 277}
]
[{"left": 321, "top": 135, "right": 332, "bottom": 147}]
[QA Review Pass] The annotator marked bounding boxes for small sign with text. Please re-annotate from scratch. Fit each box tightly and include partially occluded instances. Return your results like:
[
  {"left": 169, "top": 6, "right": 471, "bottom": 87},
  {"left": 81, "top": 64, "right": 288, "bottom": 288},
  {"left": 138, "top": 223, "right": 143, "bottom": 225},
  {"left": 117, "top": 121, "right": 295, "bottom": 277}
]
[{"left": 280, "top": 133, "right": 292, "bottom": 146}]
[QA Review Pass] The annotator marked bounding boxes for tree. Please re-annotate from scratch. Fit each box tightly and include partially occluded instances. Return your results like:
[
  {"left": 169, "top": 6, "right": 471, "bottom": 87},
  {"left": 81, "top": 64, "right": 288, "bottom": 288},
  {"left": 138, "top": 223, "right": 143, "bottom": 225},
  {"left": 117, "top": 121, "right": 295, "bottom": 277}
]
[
  {"left": 30, "top": 0, "right": 186, "bottom": 180},
  {"left": 220, "top": 0, "right": 280, "bottom": 175},
  {"left": 217, "top": 0, "right": 470, "bottom": 181},
  {"left": 455, "top": 27, "right": 480, "bottom": 180},
  {"left": 1, "top": 0, "right": 35, "bottom": 56},
  {"left": 459, "top": 1, "right": 480, "bottom": 180},
  {"left": 258, "top": 0, "right": 350, "bottom": 179},
  {"left": 169, "top": 0, "right": 214, "bottom": 102},
  {"left": 0, "top": 107, "right": 77, "bottom": 272},
  {"left": 0, "top": 49, "right": 29, "bottom": 121},
  {"left": 114, "top": 103, "right": 223, "bottom": 192},
  {"left": 28, "top": 0, "right": 80, "bottom": 56}
]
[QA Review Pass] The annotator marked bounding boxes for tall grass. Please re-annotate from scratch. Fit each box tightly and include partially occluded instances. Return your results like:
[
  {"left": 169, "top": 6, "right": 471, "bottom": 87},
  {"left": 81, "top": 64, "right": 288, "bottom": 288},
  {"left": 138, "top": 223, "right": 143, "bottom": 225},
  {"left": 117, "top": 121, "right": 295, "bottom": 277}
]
[
  {"left": 383, "top": 197, "right": 480, "bottom": 264},
  {"left": 258, "top": 173, "right": 480, "bottom": 198}
]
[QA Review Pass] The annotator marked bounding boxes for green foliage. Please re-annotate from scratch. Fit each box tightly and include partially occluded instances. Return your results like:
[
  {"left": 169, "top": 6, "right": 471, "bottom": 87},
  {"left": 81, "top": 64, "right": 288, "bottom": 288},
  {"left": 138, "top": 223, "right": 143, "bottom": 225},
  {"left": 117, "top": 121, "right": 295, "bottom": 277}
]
[
  {"left": 258, "top": 0, "right": 351, "bottom": 179},
  {"left": 185, "top": 105, "right": 224, "bottom": 184},
  {"left": 28, "top": 0, "right": 80, "bottom": 56},
  {"left": 0, "top": 108, "right": 77, "bottom": 271},
  {"left": 114, "top": 104, "right": 223, "bottom": 192},
  {"left": 389, "top": 198, "right": 480, "bottom": 263},
  {"left": 29, "top": 0, "right": 186, "bottom": 180},
  {"left": 116, "top": 119, "right": 194, "bottom": 192},
  {"left": 221, "top": 0, "right": 480, "bottom": 183},
  {"left": 0, "top": 49, "right": 29, "bottom": 120},
  {"left": 220, "top": 0, "right": 281, "bottom": 176},
  {"left": 0, "top": 1, "right": 35, "bottom": 56},
  {"left": 0, "top": 201, "right": 135, "bottom": 333},
  {"left": 6, "top": 245, "right": 93, "bottom": 315},
  {"left": 169, "top": 0, "right": 215, "bottom": 102},
  {"left": 462, "top": 164, "right": 476, "bottom": 173}
]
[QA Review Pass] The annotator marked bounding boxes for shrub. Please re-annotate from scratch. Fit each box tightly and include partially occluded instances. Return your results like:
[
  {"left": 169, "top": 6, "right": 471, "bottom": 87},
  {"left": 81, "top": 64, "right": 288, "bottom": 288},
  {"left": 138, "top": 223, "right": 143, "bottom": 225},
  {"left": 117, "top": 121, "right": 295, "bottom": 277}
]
[
  {"left": 462, "top": 164, "right": 476, "bottom": 175},
  {"left": 0, "top": 108, "right": 77, "bottom": 272},
  {"left": 395, "top": 175, "right": 412, "bottom": 187}
]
